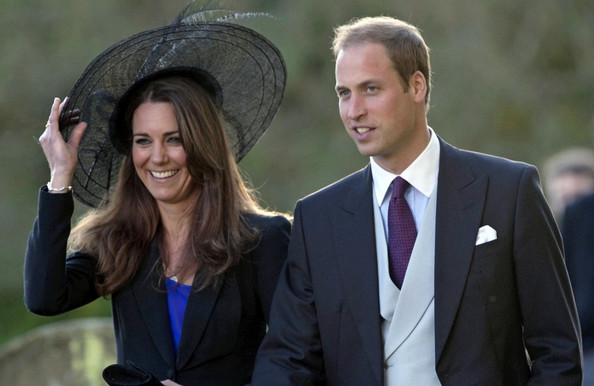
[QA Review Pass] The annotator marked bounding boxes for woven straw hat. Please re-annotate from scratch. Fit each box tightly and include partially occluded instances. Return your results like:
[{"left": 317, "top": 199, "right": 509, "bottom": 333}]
[{"left": 59, "top": 6, "right": 286, "bottom": 207}]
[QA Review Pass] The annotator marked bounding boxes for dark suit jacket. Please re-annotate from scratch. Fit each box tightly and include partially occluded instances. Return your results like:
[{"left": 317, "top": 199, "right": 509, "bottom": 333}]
[
  {"left": 24, "top": 188, "right": 290, "bottom": 385},
  {"left": 562, "top": 192, "right": 594, "bottom": 353},
  {"left": 252, "top": 138, "right": 582, "bottom": 385}
]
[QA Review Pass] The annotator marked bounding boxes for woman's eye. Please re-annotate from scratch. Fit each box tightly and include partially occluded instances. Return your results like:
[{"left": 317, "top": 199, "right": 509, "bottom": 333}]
[
  {"left": 168, "top": 136, "right": 182, "bottom": 144},
  {"left": 134, "top": 138, "right": 150, "bottom": 145}
]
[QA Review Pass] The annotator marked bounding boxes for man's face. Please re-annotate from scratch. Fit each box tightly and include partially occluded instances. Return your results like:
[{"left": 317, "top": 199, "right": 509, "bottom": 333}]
[{"left": 335, "top": 42, "right": 427, "bottom": 173}]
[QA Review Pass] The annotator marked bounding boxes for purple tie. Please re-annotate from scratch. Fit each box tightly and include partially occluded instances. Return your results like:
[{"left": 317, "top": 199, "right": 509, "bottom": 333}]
[{"left": 388, "top": 177, "right": 417, "bottom": 288}]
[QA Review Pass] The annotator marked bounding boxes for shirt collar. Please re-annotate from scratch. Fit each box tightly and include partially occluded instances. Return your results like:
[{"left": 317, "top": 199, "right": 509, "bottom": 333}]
[{"left": 370, "top": 127, "right": 440, "bottom": 205}]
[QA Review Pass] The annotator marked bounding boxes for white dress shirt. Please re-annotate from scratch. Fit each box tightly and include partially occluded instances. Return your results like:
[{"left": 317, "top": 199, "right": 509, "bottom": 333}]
[{"left": 370, "top": 127, "right": 440, "bottom": 238}]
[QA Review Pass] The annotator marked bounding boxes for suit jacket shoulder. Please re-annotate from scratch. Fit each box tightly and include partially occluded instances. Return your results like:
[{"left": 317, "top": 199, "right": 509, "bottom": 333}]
[
  {"left": 297, "top": 166, "right": 373, "bottom": 217},
  {"left": 439, "top": 139, "right": 535, "bottom": 179}
]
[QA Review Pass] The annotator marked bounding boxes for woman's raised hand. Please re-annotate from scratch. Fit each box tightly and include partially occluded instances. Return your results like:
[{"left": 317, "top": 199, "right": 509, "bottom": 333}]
[{"left": 38, "top": 97, "right": 87, "bottom": 192}]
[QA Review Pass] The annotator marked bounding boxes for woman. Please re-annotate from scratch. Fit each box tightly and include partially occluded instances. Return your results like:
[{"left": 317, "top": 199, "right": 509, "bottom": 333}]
[{"left": 24, "top": 8, "right": 289, "bottom": 386}]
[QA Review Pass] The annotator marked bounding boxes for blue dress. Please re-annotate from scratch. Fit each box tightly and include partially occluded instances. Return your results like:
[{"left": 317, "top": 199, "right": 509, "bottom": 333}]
[{"left": 166, "top": 278, "right": 192, "bottom": 356}]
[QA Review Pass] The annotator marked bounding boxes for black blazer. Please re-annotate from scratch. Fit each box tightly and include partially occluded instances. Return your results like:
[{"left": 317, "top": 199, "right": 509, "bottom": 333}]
[
  {"left": 24, "top": 189, "right": 290, "bottom": 385},
  {"left": 562, "top": 192, "right": 594, "bottom": 353},
  {"left": 253, "top": 138, "right": 582, "bottom": 385}
]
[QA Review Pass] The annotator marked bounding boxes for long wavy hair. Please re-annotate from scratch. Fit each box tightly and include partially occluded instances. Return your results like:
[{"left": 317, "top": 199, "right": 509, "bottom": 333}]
[{"left": 69, "top": 76, "right": 270, "bottom": 296}]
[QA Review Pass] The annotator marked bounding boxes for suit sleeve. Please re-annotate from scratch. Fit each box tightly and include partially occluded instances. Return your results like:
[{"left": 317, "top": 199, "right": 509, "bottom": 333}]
[
  {"left": 513, "top": 166, "right": 583, "bottom": 384},
  {"left": 24, "top": 187, "right": 99, "bottom": 315},
  {"left": 252, "top": 201, "right": 326, "bottom": 385}
]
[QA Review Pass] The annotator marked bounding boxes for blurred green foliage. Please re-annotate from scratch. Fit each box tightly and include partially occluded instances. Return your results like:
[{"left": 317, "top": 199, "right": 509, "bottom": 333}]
[{"left": 1, "top": 0, "right": 593, "bottom": 346}]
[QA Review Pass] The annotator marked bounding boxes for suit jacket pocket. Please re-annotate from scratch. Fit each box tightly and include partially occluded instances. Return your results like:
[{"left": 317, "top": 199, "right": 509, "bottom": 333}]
[{"left": 470, "top": 237, "right": 515, "bottom": 312}]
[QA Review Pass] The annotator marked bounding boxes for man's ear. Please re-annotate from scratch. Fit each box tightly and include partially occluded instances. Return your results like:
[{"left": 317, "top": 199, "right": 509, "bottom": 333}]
[{"left": 409, "top": 71, "right": 427, "bottom": 103}]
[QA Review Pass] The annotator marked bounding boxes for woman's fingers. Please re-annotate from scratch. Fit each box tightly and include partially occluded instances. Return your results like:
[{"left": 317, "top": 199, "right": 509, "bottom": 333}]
[
  {"left": 48, "top": 97, "right": 61, "bottom": 130},
  {"left": 38, "top": 97, "right": 85, "bottom": 183},
  {"left": 68, "top": 121, "right": 88, "bottom": 149},
  {"left": 38, "top": 98, "right": 61, "bottom": 145},
  {"left": 59, "top": 108, "right": 82, "bottom": 127}
]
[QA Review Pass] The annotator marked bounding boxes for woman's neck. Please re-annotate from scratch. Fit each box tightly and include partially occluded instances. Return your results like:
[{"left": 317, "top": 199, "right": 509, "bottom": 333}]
[{"left": 160, "top": 206, "right": 196, "bottom": 286}]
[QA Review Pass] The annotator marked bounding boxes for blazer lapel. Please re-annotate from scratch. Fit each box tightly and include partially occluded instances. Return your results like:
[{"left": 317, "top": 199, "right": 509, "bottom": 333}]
[
  {"left": 332, "top": 166, "right": 383, "bottom": 385},
  {"left": 132, "top": 239, "right": 227, "bottom": 371},
  {"left": 433, "top": 139, "right": 488, "bottom": 362},
  {"left": 132, "top": 240, "right": 176, "bottom": 368},
  {"left": 175, "top": 274, "right": 224, "bottom": 369}
]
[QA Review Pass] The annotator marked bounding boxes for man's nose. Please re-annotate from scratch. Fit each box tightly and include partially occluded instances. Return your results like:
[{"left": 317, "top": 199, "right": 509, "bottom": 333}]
[{"left": 347, "top": 94, "right": 366, "bottom": 120}]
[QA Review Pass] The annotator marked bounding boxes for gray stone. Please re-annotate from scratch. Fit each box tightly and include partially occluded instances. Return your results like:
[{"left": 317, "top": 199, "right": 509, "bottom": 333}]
[{"left": 0, "top": 318, "right": 116, "bottom": 386}]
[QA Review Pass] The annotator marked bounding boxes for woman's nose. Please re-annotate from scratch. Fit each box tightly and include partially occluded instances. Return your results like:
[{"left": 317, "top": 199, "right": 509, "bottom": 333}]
[{"left": 151, "top": 143, "right": 167, "bottom": 163}]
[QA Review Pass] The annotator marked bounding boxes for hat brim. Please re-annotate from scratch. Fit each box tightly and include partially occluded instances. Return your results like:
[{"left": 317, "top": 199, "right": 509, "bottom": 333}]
[{"left": 60, "top": 21, "right": 286, "bottom": 207}]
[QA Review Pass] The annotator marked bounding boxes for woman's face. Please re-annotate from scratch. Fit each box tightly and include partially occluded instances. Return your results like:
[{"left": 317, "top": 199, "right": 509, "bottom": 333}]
[{"left": 131, "top": 101, "right": 195, "bottom": 210}]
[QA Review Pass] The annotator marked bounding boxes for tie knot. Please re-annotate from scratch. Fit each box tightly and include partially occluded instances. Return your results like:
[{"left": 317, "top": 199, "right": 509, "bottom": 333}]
[{"left": 392, "top": 177, "right": 410, "bottom": 199}]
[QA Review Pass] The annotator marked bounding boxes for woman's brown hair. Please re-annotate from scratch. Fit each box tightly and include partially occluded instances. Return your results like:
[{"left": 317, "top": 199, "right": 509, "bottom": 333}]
[{"left": 70, "top": 76, "right": 268, "bottom": 295}]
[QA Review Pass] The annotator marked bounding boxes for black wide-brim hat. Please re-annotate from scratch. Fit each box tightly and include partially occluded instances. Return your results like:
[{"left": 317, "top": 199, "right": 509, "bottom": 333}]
[{"left": 59, "top": 8, "right": 286, "bottom": 207}]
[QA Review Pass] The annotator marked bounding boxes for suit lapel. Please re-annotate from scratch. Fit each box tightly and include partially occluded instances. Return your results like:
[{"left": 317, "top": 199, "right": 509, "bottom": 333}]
[
  {"left": 434, "top": 140, "right": 488, "bottom": 361},
  {"left": 132, "top": 240, "right": 176, "bottom": 368},
  {"left": 332, "top": 166, "right": 383, "bottom": 385},
  {"left": 176, "top": 274, "right": 224, "bottom": 368},
  {"left": 132, "top": 239, "right": 226, "bottom": 370}
]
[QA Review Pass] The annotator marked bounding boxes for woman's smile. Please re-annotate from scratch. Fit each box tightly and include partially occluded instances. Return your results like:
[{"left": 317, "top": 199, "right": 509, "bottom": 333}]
[{"left": 132, "top": 101, "right": 195, "bottom": 208}]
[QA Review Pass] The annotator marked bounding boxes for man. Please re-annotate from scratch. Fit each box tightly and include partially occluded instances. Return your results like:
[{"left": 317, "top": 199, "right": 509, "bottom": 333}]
[
  {"left": 252, "top": 16, "right": 582, "bottom": 385},
  {"left": 542, "top": 147, "right": 594, "bottom": 219},
  {"left": 563, "top": 191, "right": 594, "bottom": 384}
]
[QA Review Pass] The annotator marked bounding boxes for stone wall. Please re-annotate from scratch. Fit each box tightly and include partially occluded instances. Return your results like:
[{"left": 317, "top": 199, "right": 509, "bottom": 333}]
[{"left": 0, "top": 318, "right": 115, "bottom": 386}]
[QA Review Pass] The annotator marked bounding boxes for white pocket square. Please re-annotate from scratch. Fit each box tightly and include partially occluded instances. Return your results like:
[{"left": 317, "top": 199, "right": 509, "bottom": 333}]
[{"left": 475, "top": 225, "right": 497, "bottom": 245}]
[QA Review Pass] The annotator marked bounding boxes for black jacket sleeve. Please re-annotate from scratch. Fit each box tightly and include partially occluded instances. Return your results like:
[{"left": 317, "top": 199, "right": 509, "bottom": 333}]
[{"left": 24, "top": 187, "right": 99, "bottom": 315}]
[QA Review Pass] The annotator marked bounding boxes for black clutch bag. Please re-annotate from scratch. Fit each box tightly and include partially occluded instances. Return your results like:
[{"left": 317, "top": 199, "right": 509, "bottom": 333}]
[{"left": 102, "top": 361, "right": 163, "bottom": 386}]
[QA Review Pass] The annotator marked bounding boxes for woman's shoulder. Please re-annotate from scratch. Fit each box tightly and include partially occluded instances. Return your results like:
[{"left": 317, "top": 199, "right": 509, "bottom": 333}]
[
  {"left": 242, "top": 211, "right": 291, "bottom": 257},
  {"left": 239, "top": 213, "right": 290, "bottom": 281},
  {"left": 243, "top": 211, "right": 292, "bottom": 232}
]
